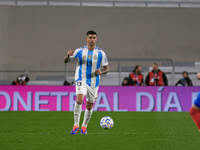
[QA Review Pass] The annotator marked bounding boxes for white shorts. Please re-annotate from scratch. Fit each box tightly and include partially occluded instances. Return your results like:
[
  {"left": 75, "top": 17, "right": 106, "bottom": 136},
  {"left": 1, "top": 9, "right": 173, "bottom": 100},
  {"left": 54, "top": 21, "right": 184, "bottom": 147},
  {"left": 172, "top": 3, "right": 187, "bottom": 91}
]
[{"left": 76, "top": 81, "right": 99, "bottom": 103}]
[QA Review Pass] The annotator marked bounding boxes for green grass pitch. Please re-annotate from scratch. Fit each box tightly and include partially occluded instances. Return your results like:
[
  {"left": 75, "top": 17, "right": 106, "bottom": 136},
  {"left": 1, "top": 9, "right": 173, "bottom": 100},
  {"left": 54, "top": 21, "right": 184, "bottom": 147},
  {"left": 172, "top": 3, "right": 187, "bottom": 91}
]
[{"left": 0, "top": 111, "right": 200, "bottom": 150}]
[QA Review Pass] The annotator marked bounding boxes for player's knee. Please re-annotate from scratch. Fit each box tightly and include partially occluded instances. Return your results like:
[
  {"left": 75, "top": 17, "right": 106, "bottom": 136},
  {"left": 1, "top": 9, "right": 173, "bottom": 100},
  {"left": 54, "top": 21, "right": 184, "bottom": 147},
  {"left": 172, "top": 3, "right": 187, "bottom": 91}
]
[
  {"left": 76, "top": 100, "right": 83, "bottom": 105},
  {"left": 86, "top": 104, "right": 93, "bottom": 110},
  {"left": 86, "top": 105, "right": 91, "bottom": 110}
]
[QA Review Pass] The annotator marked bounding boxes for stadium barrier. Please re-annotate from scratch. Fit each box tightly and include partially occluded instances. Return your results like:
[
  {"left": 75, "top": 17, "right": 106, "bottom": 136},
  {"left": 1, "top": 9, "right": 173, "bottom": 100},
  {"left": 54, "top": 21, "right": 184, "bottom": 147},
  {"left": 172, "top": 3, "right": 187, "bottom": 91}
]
[
  {"left": 2, "top": 0, "right": 200, "bottom": 8},
  {"left": 0, "top": 86, "right": 199, "bottom": 112}
]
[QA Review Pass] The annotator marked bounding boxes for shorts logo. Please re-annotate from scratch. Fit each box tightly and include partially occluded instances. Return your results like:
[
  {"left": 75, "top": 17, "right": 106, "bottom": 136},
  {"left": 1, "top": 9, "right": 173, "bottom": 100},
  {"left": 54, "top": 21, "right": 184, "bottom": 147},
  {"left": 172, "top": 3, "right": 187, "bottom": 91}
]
[
  {"left": 88, "top": 55, "right": 92, "bottom": 59},
  {"left": 77, "top": 81, "right": 82, "bottom": 86}
]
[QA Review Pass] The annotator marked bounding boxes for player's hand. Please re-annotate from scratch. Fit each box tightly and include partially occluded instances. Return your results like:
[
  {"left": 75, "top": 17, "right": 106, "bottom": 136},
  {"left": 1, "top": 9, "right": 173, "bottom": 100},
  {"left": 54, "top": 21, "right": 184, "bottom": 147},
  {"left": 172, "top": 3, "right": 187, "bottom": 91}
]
[
  {"left": 67, "top": 50, "right": 74, "bottom": 57},
  {"left": 95, "top": 69, "right": 102, "bottom": 75}
]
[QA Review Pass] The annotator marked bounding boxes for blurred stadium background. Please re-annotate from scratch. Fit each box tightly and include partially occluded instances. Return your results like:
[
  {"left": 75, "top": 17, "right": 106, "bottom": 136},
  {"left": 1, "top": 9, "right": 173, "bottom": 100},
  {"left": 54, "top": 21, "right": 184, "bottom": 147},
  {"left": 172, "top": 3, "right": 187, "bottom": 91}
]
[{"left": 0, "top": 0, "right": 200, "bottom": 86}]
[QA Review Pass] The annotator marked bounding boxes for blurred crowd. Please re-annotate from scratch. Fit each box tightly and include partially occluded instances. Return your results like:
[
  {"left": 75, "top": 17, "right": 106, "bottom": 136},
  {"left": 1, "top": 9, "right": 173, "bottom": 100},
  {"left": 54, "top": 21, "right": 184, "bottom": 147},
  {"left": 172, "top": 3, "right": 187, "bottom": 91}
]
[
  {"left": 11, "top": 63, "right": 194, "bottom": 86},
  {"left": 122, "top": 63, "right": 193, "bottom": 86}
]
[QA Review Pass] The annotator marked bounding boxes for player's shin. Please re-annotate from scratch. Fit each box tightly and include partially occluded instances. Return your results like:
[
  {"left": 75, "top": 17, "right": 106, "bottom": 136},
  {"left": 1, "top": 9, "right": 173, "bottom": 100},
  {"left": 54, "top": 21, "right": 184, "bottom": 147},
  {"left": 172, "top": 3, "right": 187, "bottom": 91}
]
[
  {"left": 74, "top": 102, "right": 82, "bottom": 127},
  {"left": 82, "top": 108, "right": 93, "bottom": 127}
]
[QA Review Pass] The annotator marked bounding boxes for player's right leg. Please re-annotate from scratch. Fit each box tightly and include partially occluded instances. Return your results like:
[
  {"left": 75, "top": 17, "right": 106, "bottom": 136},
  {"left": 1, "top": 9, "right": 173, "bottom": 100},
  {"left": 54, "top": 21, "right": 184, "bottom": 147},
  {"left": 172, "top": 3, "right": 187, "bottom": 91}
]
[
  {"left": 71, "top": 81, "right": 86, "bottom": 134},
  {"left": 189, "top": 91, "right": 200, "bottom": 131},
  {"left": 71, "top": 94, "right": 84, "bottom": 134}
]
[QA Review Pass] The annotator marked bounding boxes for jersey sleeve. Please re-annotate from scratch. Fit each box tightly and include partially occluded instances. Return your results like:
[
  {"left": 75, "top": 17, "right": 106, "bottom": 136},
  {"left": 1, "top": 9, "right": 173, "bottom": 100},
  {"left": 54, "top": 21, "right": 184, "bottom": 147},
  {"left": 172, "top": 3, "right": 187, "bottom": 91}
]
[
  {"left": 69, "top": 49, "right": 80, "bottom": 61},
  {"left": 101, "top": 51, "right": 108, "bottom": 66}
]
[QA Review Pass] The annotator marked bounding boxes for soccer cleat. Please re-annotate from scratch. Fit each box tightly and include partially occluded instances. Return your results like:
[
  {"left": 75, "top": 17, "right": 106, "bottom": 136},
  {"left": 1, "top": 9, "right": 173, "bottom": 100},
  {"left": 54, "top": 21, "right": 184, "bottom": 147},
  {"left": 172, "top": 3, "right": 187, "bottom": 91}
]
[
  {"left": 70, "top": 126, "right": 79, "bottom": 135},
  {"left": 80, "top": 126, "right": 87, "bottom": 134}
]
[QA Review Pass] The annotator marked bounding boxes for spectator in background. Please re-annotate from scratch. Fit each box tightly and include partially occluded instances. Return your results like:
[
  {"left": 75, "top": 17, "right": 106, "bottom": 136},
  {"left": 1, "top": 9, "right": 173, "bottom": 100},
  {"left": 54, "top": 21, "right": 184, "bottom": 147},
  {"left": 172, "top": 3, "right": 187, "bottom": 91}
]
[
  {"left": 11, "top": 74, "right": 29, "bottom": 85},
  {"left": 129, "top": 65, "right": 144, "bottom": 86},
  {"left": 175, "top": 71, "right": 193, "bottom": 86},
  {"left": 145, "top": 63, "right": 168, "bottom": 86},
  {"left": 122, "top": 77, "right": 130, "bottom": 86}
]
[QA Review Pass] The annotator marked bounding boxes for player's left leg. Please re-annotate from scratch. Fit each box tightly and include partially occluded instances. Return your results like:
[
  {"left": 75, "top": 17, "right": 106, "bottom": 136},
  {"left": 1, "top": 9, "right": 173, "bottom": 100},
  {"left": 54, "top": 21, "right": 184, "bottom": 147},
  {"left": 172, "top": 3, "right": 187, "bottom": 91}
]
[
  {"left": 80, "top": 86, "right": 97, "bottom": 134},
  {"left": 189, "top": 91, "right": 200, "bottom": 131},
  {"left": 81, "top": 102, "right": 94, "bottom": 134}
]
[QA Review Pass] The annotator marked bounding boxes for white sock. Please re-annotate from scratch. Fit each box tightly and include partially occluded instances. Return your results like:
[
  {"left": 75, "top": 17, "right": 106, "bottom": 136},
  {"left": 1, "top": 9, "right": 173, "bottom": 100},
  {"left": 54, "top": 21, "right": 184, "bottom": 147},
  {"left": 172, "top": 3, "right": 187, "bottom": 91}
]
[
  {"left": 82, "top": 108, "right": 93, "bottom": 128},
  {"left": 74, "top": 103, "right": 82, "bottom": 127}
]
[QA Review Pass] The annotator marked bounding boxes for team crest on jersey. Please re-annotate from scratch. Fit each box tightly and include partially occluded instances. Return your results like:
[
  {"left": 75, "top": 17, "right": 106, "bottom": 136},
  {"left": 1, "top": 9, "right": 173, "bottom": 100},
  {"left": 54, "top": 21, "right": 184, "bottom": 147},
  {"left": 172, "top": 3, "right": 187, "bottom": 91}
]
[
  {"left": 94, "top": 55, "right": 97, "bottom": 60},
  {"left": 88, "top": 55, "right": 92, "bottom": 59}
]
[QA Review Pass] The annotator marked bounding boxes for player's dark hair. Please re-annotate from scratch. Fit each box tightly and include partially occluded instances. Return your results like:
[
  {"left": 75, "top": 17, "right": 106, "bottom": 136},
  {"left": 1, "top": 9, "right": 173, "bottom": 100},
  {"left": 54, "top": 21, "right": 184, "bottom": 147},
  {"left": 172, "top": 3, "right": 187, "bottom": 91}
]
[{"left": 86, "top": 30, "right": 97, "bottom": 36}]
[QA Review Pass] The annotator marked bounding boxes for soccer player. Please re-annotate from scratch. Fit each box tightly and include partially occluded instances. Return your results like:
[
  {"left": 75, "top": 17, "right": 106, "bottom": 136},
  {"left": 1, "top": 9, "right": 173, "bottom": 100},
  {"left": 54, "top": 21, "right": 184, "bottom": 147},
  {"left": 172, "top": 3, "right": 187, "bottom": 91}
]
[
  {"left": 189, "top": 72, "right": 200, "bottom": 131},
  {"left": 64, "top": 30, "right": 109, "bottom": 134}
]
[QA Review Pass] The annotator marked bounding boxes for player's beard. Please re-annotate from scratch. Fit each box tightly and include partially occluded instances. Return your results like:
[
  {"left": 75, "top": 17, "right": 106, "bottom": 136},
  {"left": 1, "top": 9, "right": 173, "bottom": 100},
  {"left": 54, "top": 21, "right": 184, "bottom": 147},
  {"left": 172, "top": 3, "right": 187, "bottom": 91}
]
[{"left": 89, "top": 42, "right": 95, "bottom": 47}]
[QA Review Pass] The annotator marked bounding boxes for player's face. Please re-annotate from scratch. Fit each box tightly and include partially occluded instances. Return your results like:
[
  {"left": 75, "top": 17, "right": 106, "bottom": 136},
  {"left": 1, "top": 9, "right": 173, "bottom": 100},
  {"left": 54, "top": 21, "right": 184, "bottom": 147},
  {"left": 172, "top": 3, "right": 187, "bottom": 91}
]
[{"left": 86, "top": 34, "right": 97, "bottom": 47}]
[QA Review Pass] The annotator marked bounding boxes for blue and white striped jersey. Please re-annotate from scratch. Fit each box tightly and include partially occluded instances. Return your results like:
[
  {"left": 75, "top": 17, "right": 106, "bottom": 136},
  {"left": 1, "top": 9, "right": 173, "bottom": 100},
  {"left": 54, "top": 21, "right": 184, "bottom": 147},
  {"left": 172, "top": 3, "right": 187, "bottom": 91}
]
[{"left": 70, "top": 45, "right": 108, "bottom": 88}]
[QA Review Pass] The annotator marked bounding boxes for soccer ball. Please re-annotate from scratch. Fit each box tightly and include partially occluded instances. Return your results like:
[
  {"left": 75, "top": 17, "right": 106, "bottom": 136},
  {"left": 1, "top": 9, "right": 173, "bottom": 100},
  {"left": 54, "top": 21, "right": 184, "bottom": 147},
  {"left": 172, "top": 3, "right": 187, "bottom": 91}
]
[{"left": 100, "top": 116, "right": 114, "bottom": 129}]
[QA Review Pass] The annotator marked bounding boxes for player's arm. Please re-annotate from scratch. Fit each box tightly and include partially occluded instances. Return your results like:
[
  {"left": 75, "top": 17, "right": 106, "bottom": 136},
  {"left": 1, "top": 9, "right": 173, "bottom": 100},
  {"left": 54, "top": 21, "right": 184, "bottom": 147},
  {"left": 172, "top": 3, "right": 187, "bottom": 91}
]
[
  {"left": 64, "top": 50, "right": 74, "bottom": 63},
  {"left": 95, "top": 65, "right": 109, "bottom": 75}
]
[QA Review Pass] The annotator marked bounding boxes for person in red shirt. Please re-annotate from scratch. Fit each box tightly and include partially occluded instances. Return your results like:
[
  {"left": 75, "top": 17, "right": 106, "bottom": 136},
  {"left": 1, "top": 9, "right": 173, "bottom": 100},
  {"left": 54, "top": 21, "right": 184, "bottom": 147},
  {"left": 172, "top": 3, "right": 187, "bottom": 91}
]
[
  {"left": 129, "top": 65, "right": 144, "bottom": 86},
  {"left": 145, "top": 63, "right": 168, "bottom": 86}
]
